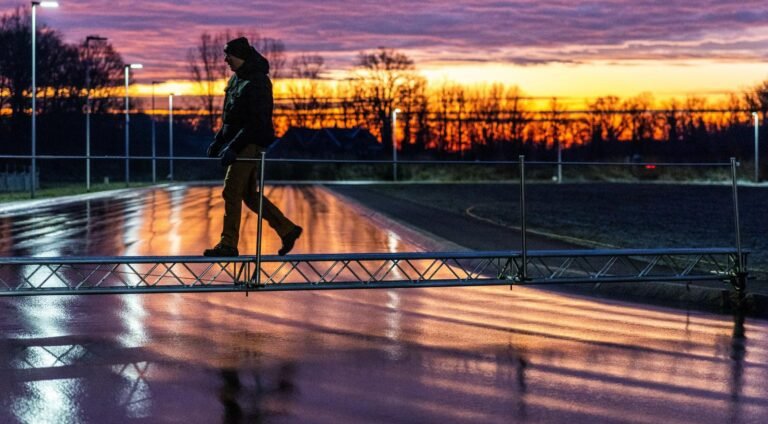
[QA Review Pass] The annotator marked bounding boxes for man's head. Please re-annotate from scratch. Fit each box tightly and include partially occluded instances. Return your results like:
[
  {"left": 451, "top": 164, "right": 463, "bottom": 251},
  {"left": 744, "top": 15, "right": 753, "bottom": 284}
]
[{"left": 224, "top": 37, "right": 251, "bottom": 71}]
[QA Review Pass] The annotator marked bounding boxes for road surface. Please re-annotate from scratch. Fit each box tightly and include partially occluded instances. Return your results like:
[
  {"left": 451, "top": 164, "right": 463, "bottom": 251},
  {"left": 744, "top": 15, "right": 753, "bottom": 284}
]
[{"left": 0, "top": 184, "right": 766, "bottom": 423}]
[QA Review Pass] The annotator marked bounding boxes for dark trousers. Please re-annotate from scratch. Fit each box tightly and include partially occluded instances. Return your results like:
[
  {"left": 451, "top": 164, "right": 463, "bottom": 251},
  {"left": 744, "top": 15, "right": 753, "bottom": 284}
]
[{"left": 220, "top": 144, "right": 296, "bottom": 248}]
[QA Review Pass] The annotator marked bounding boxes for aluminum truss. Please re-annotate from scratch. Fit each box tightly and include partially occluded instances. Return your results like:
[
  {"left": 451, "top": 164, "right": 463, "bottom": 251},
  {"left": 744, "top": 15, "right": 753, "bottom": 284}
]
[{"left": 0, "top": 248, "right": 744, "bottom": 296}]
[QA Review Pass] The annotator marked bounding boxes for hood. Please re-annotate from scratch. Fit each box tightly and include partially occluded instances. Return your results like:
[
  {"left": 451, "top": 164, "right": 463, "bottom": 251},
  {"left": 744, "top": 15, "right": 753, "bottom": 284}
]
[{"left": 236, "top": 47, "right": 270, "bottom": 78}]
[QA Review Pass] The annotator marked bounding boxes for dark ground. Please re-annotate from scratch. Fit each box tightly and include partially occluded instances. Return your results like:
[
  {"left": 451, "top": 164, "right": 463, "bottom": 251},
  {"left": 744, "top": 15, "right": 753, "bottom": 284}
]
[{"left": 329, "top": 182, "right": 768, "bottom": 316}]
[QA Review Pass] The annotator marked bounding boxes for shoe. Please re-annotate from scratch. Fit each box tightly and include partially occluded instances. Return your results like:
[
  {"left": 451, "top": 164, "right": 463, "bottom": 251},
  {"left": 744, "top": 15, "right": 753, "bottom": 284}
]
[
  {"left": 278, "top": 226, "right": 303, "bottom": 256},
  {"left": 203, "top": 243, "right": 239, "bottom": 257}
]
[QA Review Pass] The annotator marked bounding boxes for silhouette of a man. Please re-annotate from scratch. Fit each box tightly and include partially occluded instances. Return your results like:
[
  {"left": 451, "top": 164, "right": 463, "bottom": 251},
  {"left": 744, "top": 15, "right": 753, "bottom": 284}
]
[{"left": 204, "top": 37, "right": 302, "bottom": 257}]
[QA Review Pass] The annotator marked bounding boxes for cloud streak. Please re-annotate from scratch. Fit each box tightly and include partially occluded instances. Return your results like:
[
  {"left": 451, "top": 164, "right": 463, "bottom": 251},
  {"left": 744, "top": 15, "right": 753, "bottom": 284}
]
[{"left": 5, "top": 0, "right": 767, "bottom": 80}]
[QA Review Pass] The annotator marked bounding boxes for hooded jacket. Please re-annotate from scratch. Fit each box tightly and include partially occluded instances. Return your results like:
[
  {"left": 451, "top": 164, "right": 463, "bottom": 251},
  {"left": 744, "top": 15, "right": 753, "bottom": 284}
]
[{"left": 217, "top": 47, "right": 275, "bottom": 152}]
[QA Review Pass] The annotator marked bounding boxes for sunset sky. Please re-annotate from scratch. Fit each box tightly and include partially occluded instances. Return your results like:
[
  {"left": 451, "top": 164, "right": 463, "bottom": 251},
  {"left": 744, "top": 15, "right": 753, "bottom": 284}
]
[{"left": 4, "top": 0, "right": 768, "bottom": 105}]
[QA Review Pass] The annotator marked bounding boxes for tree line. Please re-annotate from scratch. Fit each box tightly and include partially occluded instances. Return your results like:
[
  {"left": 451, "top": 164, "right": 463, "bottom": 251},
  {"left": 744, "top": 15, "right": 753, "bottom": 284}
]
[
  {"left": 2, "top": 6, "right": 767, "bottom": 169},
  {"left": 187, "top": 30, "right": 768, "bottom": 163},
  {"left": 0, "top": 7, "right": 124, "bottom": 145}
]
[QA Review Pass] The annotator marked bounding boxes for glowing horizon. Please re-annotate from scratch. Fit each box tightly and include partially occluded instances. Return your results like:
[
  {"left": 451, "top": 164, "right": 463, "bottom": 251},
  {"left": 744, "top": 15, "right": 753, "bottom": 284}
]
[
  {"left": 8, "top": 0, "right": 767, "bottom": 106},
  {"left": 127, "top": 58, "right": 768, "bottom": 111}
]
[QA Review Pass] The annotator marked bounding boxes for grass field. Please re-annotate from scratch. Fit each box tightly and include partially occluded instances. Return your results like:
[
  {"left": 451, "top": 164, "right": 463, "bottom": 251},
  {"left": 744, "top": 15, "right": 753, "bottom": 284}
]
[{"left": 360, "top": 182, "right": 767, "bottom": 278}]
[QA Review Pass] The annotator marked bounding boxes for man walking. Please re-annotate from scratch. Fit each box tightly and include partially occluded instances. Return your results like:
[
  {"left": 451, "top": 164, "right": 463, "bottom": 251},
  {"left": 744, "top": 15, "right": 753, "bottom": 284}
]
[{"left": 204, "top": 37, "right": 302, "bottom": 257}]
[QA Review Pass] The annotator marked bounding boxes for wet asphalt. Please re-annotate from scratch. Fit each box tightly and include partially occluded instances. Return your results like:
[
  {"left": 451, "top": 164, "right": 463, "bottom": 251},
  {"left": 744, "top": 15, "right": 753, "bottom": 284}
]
[{"left": 0, "top": 184, "right": 766, "bottom": 423}]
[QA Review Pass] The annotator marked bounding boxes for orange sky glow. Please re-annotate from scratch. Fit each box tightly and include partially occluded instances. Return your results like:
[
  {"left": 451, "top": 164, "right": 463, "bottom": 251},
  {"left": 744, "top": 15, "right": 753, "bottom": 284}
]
[{"left": 4, "top": 0, "right": 767, "bottom": 109}]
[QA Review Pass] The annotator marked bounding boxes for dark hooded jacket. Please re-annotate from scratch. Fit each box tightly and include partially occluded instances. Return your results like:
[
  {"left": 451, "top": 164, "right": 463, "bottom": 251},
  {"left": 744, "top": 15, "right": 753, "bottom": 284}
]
[{"left": 216, "top": 47, "right": 275, "bottom": 152}]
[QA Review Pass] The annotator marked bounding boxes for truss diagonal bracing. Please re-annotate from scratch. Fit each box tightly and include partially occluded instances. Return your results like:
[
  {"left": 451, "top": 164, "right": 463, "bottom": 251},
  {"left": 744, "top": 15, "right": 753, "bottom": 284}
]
[{"left": 0, "top": 248, "right": 744, "bottom": 296}]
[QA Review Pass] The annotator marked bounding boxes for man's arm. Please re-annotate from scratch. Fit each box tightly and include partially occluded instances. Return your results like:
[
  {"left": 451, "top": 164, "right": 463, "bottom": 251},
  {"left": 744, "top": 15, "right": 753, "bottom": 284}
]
[
  {"left": 207, "top": 78, "right": 235, "bottom": 158},
  {"left": 224, "top": 77, "right": 274, "bottom": 153},
  {"left": 207, "top": 129, "right": 226, "bottom": 157}
]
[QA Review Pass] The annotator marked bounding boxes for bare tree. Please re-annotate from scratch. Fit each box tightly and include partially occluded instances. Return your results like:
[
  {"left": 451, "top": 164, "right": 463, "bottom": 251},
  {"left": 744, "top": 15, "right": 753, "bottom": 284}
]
[
  {"left": 353, "top": 48, "right": 415, "bottom": 147},
  {"left": 78, "top": 37, "right": 125, "bottom": 114},
  {"left": 547, "top": 97, "right": 569, "bottom": 156},
  {"left": 0, "top": 7, "right": 123, "bottom": 126},
  {"left": 394, "top": 75, "right": 426, "bottom": 154},
  {"left": 291, "top": 54, "right": 323, "bottom": 79},
  {"left": 745, "top": 80, "right": 768, "bottom": 123},
  {"left": 504, "top": 86, "right": 530, "bottom": 155},
  {"left": 231, "top": 31, "right": 288, "bottom": 78},
  {"left": 470, "top": 84, "right": 503, "bottom": 150},
  {"left": 622, "top": 93, "right": 655, "bottom": 152},
  {"left": 0, "top": 7, "right": 69, "bottom": 121},
  {"left": 258, "top": 37, "right": 286, "bottom": 79},
  {"left": 287, "top": 54, "right": 324, "bottom": 127},
  {"left": 659, "top": 99, "right": 683, "bottom": 144},
  {"left": 188, "top": 30, "right": 287, "bottom": 132},
  {"left": 187, "top": 32, "right": 229, "bottom": 132}
]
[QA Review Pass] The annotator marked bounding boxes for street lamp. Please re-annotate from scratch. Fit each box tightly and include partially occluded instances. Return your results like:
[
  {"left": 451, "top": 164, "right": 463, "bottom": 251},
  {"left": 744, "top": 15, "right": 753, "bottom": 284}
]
[
  {"left": 84, "top": 35, "right": 107, "bottom": 192},
  {"left": 124, "top": 63, "right": 142, "bottom": 186},
  {"left": 753, "top": 112, "right": 760, "bottom": 183},
  {"left": 392, "top": 108, "right": 401, "bottom": 182},
  {"left": 168, "top": 93, "right": 174, "bottom": 181},
  {"left": 151, "top": 80, "right": 163, "bottom": 183},
  {"left": 30, "top": 1, "right": 60, "bottom": 198}
]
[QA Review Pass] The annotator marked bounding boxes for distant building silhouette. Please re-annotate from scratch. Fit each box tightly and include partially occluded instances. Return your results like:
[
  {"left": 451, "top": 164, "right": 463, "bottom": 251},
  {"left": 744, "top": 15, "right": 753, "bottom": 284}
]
[{"left": 270, "top": 127, "right": 384, "bottom": 158}]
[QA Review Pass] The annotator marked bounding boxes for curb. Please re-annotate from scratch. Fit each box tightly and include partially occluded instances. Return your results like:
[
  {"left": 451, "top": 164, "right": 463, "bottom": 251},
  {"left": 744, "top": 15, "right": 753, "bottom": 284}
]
[{"left": 0, "top": 184, "right": 171, "bottom": 215}]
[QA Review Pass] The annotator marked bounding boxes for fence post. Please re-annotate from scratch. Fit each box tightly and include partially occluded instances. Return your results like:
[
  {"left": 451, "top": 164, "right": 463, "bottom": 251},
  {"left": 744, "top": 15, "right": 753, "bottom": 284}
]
[
  {"left": 254, "top": 151, "right": 267, "bottom": 287},
  {"left": 730, "top": 157, "right": 747, "bottom": 292},
  {"left": 557, "top": 142, "right": 563, "bottom": 184},
  {"left": 168, "top": 93, "right": 174, "bottom": 181},
  {"left": 519, "top": 155, "right": 528, "bottom": 281}
]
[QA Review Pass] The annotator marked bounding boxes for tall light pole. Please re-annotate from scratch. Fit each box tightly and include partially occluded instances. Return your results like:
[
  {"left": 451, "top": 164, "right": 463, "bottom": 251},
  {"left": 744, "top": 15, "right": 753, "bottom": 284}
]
[
  {"left": 151, "top": 80, "right": 162, "bottom": 183},
  {"left": 557, "top": 139, "right": 563, "bottom": 184},
  {"left": 753, "top": 112, "right": 760, "bottom": 183},
  {"left": 30, "top": 1, "right": 59, "bottom": 198},
  {"left": 84, "top": 35, "right": 106, "bottom": 192},
  {"left": 168, "top": 93, "right": 174, "bottom": 181},
  {"left": 124, "top": 63, "right": 142, "bottom": 186},
  {"left": 392, "top": 108, "right": 401, "bottom": 182}
]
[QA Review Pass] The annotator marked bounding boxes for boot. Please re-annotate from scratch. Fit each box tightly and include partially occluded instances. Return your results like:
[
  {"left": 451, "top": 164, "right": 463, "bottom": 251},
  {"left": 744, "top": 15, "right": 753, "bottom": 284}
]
[
  {"left": 203, "top": 243, "right": 239, "bottom": 257},
  {"left": 278, "top": 226, "right": 303, "bottom": 256}
]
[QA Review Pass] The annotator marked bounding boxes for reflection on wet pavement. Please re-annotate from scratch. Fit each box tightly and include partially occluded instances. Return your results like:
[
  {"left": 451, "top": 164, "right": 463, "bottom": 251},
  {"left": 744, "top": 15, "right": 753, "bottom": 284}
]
[{"left": 0, "top": 185, "right": 766, "bottom": 423}]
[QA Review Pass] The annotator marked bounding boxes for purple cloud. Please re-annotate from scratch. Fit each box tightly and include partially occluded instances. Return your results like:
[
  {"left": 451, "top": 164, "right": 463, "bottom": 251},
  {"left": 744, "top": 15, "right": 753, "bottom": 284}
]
[{"left": 3, "top": 0, "right": 766, "bottom": 80}]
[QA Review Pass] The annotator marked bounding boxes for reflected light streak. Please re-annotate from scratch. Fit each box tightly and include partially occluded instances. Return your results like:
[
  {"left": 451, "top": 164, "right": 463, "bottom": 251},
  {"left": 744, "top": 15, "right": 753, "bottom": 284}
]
[
  {"left": 313, "top": 377, "right": 509, "bottom": 422},
  {"left": 0, "top": 185, "right": 765, "bottom": 423},
  {"left": 385, "top": 229, "right": 404, "bottom": 360},
  {"left": 525, "top": 365, "right": 737, "bottom": 419},
  {"left": 168, "top": 186, "right": 185, "bottom": 254},
  {"left": 14, "top": 379, "right": 81, "bottom": 424},
  {"left": 112, "top": 362, "right": 153, "bottom": 418},
  {"left": 118, "top": 294, "right": 148, "bottom": 348},
  {"left": 17, "top": 297, "right": 72, "bottom": 339},
  {"left": 414, "top": 291, "right": 728, "bottom": 351},
  {"left": 122, "top": 202, "right": 145, "bottom": 256},
  {"left": 385, "top": 291, "right": 403, "bottom": 361}
]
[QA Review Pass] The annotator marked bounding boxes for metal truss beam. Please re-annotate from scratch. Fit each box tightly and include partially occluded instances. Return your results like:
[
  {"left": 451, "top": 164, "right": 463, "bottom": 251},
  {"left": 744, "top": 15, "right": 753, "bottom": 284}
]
[{"left": 0, "top": 248, "right": 743, "bottom": 296}]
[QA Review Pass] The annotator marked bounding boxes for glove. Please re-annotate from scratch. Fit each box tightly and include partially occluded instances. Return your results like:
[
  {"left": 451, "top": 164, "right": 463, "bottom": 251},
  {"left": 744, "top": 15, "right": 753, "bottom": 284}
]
[
  {"left": 206, "top": 141, "right": 223, "bottom": 158},
  {"left": 207, "top": 130, "right": 226, "bottom": 157},
  {"left": 220, "top": 147, "right": 238, "bottom": 167}
]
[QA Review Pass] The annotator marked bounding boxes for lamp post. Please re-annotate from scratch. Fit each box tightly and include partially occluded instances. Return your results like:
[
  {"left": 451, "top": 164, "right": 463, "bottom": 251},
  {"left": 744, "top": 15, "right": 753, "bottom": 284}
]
[
  {"left": 392, "top": 108, "right": 401, "bottom": 182},
  {"left": 84, "top": 35, "right": 106, "bottom": 192},
  {"left": 30, "top": 1, "right": 59, "bottom": 198},
  {"left": 557, "top": 139, "right": 563, "bottom": 184},
  {"left": 151, "top": 80, "right": 162, "bottom": 184},
  {"left": 753, "top": 112, "right": 760, "bottom": 183},
  {"left": 124, "top": 63, "right": 142, "bottom": 186},
  {"left": 168, "top": 93, "right": 174, "bottom": 181}
]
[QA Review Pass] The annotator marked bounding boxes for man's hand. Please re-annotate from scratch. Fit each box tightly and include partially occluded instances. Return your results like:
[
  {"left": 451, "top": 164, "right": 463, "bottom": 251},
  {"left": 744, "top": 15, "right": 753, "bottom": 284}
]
[
  {"left": 207, "top": 129, "right": 226, "bottom": 157},
  {"left": 220, "top": 147, "right": 237, "bottom": 167},
  {"left": 207, "top": 141, "right": 223, "bottom": 158}
]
